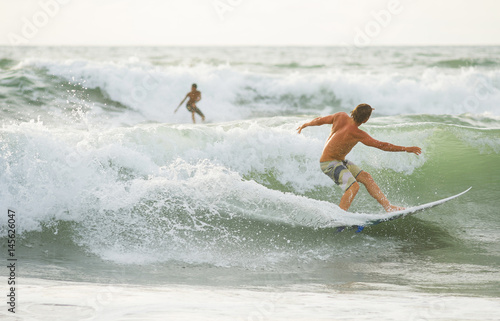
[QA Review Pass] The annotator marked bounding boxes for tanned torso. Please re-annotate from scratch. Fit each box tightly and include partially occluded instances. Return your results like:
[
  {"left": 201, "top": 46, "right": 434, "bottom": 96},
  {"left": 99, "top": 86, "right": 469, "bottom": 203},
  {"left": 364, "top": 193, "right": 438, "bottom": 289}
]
[
  {"left": 186, "top": 90, "right": 201, "bottom": 105},
  {"left": 320, "top": 112, "right": 365, "bottom": 162}
]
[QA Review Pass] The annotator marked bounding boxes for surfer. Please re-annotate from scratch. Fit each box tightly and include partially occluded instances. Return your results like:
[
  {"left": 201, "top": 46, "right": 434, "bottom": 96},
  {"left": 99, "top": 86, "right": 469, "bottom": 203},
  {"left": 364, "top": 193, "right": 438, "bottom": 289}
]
[
  {"left": 297, "top": 104, "right": 421, "bottom": 212},
  {"left": 175, "top": 83, "right": 205, "bottom": 123}
]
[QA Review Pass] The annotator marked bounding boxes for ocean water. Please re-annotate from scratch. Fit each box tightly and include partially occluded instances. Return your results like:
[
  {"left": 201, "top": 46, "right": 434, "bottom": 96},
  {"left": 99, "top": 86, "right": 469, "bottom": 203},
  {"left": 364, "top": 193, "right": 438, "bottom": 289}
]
[{"left": 1, "top": 46, "right": 500, "bottom": 320}]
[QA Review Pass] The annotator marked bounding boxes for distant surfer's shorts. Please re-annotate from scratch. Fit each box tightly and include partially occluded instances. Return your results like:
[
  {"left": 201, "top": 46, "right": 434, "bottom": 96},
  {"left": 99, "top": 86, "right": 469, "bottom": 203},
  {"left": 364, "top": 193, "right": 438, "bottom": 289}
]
[
  {"left": 186, "top": 103, "right": 205, "bottom": 117},
  {"left": 320, "top": 159, "right": 363, "bottom": 192}
]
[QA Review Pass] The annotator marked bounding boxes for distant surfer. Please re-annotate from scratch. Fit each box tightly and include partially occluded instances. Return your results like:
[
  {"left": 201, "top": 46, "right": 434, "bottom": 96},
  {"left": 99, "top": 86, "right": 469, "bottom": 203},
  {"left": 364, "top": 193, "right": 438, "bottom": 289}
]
[
  {"left": 297, "top": 104, "right": 422, "bottom": 212},
  {"left": 175, "top": 83, "right": 205, "bottom": 123}
]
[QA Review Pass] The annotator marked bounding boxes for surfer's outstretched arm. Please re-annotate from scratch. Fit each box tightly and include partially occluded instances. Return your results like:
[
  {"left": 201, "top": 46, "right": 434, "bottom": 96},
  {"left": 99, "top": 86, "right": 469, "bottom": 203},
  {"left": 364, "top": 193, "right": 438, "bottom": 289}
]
[
  {"left": 297, "top": 115, "right": 335, "bottom": 133},
  {"left": 359, "top": 133, "right": 422, "bottom": 155},
  {"left": 174, "top": 94, "right": 189, "bottom": 113}
]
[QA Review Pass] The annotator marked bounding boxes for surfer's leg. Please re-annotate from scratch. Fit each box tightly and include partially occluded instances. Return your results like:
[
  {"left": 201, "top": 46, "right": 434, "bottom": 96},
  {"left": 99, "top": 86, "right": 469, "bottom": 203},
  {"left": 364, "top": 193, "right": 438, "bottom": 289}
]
[
  {"left": 339, "top": 182, "right": 359, "bottom": 211},
  {"left": 356, "top": 171, "right": 404, "bottom": 212},
  {"left": 320, "top": 160, "right": 360, "bottom": 211},
  {"left": 194, "top": 107, "right": 205, "bottom": 122},
  {"left": 191, "top": 111, "right": 196, "bottom": 123}
]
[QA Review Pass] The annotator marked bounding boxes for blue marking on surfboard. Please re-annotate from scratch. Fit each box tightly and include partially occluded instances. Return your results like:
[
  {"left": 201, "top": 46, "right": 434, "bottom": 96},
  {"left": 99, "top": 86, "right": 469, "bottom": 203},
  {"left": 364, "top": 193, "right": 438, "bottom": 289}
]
[{"left": 355, "top": 225, "right": 364, "bottom": 233}]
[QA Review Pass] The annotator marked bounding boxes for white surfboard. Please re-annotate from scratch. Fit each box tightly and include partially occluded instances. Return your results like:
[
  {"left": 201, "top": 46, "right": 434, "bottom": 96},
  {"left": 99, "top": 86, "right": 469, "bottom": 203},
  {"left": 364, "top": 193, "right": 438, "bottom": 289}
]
[{"left": 337, "top": 187, "right": 472, "bottom": 232}]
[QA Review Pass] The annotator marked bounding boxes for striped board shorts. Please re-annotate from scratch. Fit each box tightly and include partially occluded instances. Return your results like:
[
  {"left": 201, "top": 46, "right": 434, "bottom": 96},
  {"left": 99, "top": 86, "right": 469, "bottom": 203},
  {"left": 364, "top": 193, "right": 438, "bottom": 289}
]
[{"left": 320, "top": 159, "right": 363, "bottom": 192}]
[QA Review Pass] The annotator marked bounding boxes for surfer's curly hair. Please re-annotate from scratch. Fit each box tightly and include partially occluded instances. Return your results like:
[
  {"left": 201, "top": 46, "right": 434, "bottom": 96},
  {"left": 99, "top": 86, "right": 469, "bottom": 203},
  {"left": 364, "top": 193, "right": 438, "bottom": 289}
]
[{"left": 351, "top": 103, "right": 374, "bottom": 124}]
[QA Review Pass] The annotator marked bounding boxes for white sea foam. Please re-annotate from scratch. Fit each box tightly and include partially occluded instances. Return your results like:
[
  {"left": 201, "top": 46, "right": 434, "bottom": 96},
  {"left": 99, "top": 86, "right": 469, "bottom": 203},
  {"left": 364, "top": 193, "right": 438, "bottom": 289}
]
[
  {"left": 0, "top": 117, "right": 433, "bottom": 266},
  {"left": 20, "top": 56, "right": 500, "bottom": 128},
  {"left": 17, "top": 278, "right": 500, "bottom": 321}
]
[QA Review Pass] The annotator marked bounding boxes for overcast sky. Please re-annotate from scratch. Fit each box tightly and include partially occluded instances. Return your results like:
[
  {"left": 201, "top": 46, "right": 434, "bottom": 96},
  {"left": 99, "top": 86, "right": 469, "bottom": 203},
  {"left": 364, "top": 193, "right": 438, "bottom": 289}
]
[{"left": 1, "top": 0, "right": 499, "bottom": 46}]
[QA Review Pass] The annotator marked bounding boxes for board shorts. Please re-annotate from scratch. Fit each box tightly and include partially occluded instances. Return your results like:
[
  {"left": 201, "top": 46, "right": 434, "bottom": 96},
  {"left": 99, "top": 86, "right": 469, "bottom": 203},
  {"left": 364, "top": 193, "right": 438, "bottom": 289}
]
[
  {"left": 320, "top": 159, "right": 363, "bottom": 192},
  {"left": 186, "top": 102, "right": 205, "bottom": 118}
]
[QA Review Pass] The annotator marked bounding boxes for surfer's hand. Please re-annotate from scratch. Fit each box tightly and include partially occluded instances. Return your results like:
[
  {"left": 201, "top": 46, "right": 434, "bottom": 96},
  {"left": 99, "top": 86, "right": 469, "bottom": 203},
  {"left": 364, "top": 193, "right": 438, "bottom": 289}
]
[
  {"left": 297, "top": 124, "right": 306, "bottom": 134},
  {"left": 406, "top": 146, "right": 422, "bottom": 155}
]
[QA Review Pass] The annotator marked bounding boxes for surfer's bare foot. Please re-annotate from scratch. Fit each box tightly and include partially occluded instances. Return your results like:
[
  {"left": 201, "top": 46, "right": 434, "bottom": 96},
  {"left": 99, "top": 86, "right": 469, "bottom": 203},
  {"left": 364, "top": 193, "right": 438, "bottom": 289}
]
[{"left": 385, "top": 204, "right": 405, "bottom": 212}]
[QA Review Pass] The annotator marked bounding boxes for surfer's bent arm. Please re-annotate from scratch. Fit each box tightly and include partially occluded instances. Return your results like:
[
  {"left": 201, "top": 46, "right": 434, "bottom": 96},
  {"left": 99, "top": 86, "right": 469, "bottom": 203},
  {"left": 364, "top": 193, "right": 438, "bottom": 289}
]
[
  {"left": 297, "top": 115, "right": 335, "bottom": 133},
  {"left": 360, "top": 133, "right": 422, "bottom": 155},
  {"left": 174, "top": 94, "right": 190, "bottom": 113},
  {"left": 178, "top": 93, "right": 189, "bottom": 107}
]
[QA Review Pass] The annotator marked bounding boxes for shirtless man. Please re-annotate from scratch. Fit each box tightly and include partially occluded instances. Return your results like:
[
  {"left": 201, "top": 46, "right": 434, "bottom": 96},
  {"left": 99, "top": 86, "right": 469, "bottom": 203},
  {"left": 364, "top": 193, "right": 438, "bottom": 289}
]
[
  {"left": 175, "top": 83, "right": 205, "bottom": 123},
  {"left": 297, "top": 103, "right": 421, "bottom": 212}
]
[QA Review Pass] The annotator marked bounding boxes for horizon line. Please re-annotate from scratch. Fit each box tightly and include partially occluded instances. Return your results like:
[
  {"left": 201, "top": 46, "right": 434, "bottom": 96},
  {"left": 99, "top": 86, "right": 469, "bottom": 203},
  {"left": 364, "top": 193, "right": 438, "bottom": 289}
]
[{"left": 1, "top": 43, "right": 500, "bottom": 48}]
